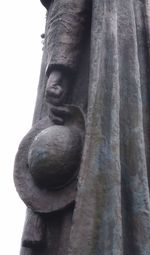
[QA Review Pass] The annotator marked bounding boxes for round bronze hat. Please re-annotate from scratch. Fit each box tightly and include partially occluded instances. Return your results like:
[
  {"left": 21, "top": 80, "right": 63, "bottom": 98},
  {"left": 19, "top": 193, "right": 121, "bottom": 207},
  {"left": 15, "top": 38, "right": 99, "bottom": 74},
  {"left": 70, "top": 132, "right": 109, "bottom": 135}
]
[{"left": 14, "top": 106, "right": 85, "bottom": 213}]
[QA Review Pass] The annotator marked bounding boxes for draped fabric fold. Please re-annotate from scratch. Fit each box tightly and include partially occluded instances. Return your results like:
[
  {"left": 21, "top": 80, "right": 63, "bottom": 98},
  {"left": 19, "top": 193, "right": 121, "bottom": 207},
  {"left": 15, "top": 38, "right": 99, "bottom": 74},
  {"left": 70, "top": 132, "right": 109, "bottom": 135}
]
[{"left": 69, "top": 0, "right": 150, "bottom": 254}]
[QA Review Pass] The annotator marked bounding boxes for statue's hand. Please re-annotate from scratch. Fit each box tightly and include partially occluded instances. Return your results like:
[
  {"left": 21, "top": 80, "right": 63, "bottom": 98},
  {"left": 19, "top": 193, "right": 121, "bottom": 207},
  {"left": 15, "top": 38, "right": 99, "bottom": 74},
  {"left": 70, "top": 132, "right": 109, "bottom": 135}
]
[
  {"left": 46, "top": 70, "right": 69, "bottom": 106},
  {"left": 50, "top": 106, "right": 71, "bottom": 125},
  {"left": 46, "top": 70, "right": 70, "bottom": 124}
]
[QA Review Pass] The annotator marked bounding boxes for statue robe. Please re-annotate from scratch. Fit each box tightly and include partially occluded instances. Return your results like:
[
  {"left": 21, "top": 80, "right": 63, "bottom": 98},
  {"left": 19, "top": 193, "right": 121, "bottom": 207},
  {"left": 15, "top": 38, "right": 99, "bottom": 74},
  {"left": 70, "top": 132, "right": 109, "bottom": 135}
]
[{"left": 21, "top": 0, "right": 150, "bottom": 254}]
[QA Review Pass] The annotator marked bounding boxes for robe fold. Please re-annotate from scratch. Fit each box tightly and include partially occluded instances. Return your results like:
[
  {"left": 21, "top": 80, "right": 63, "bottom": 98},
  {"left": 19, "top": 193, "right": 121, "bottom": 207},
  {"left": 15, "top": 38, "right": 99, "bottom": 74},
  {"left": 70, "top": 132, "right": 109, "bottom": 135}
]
[
  {"left": 69, "top": 0, "right": 150, "bottom": 254},
  {"left": 21, "top": 0, "right": 150, "bottom": 254}
]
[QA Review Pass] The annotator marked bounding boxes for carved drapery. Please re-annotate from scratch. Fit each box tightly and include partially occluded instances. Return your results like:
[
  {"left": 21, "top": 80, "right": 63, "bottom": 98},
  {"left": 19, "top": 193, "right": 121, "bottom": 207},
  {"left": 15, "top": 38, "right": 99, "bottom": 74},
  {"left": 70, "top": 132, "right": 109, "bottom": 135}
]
[{"left": 69, "top": 0, "right": 150, "bottom": 254}]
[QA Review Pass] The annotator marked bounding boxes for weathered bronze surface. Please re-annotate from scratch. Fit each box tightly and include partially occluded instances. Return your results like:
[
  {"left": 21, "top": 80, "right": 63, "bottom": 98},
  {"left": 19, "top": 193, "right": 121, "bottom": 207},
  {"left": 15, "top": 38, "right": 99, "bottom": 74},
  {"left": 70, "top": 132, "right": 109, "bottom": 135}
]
[
  {"left": 14, "top": 106, "right": 84, "bottom": 213},
  {"left": 14, "top": 0, "right": 150, "bottom": 254}
]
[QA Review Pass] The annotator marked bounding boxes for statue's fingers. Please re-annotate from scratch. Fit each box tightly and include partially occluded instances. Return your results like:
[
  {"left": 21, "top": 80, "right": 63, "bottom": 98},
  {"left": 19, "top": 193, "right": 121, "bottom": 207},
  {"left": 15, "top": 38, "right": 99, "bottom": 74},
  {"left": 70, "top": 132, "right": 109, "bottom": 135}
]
[
  {"left": 46, "top": 85, "right": 63, "bottom": 98},
  {"left": 51, "top": 115, "right": 65, "bottom": 125},
  {"left": 46, "top": 97, "right": 63, "bottom": 106},
  {"left": 51, "top": 106, "right": 71, "bottom": 118}
]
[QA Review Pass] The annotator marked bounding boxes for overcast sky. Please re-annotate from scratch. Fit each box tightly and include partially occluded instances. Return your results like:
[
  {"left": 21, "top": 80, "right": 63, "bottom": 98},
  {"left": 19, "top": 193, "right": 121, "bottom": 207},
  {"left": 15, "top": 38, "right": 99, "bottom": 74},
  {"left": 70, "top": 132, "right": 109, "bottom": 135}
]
[{"left": 0, "top": 1, "right": 46, "bottom": 253}]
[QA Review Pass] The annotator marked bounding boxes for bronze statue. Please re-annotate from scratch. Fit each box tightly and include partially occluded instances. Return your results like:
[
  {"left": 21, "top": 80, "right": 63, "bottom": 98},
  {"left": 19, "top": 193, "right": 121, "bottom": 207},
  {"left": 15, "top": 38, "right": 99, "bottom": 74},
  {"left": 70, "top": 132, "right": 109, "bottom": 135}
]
[{"left": 14, "top": 0, "right": 150, "bottom": 254}]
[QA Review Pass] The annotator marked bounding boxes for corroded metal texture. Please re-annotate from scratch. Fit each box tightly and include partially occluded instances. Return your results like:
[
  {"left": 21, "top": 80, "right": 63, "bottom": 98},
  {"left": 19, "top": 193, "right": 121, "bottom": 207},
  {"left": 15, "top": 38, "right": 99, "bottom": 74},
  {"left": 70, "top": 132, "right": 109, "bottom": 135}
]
[{"left": 15, "top": 0, "right": 150, "bottom": 254}]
